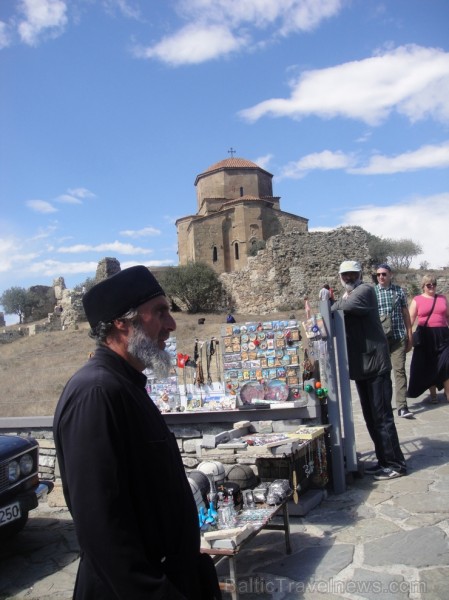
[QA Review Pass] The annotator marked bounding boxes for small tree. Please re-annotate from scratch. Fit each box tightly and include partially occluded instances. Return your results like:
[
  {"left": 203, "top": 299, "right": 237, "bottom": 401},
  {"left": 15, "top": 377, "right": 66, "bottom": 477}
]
[
  {"left": 385, "top": 238, "right": 422, "bottom": 271},
  {"left": 0, "top": 287, "right": 29, "bottom": 323},
  {"left": 159, "top": 262, "right": 223, "bottom": 313},
  {"left": 24, "top": 288, "right": 48, "bottom": 321},
  {"left": 366, "top": 233, "right": 389, "bottom": 266}
]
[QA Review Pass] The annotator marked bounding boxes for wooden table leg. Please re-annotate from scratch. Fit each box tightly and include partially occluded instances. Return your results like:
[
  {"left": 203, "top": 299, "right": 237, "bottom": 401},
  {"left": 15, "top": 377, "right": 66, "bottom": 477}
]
[
  {"left": 228, "top": 555, "right": 238, "bottom": 600},
  {"left": 282, "top": 502, "right": 292, "bottom": 554}
]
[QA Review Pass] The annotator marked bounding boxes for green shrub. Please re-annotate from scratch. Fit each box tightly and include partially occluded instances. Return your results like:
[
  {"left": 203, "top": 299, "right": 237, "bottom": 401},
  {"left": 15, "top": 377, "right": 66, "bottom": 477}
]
[{"left": 159, "top": 262, "right": 224, "bottom": 313}]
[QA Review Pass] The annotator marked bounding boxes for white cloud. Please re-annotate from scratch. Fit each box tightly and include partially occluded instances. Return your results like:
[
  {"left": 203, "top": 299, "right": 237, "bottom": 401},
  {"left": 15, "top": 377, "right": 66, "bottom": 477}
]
[
  {"left": 134, "top": 23, "right": 245, "bottom": 65},
  {"left": 56, "top": 194, "right": 83, "bottom": 204},
  {"left": 239, "top": 45, "right": 449, "bottom": 126},
  {"left": 341, "top": 193, "right": 449, "bottom": 269},
  {"left": 57, "top": 241, "right": 153, "bottom": 255},
  {"left": 26, "top": 199, "right": 58, "bottom": 213},
  {"left": 176, "top": 0, "right": 343, "bottom": 33},
  {"left": 253, "top": 154, "right": 274, "bottom": 171},
  {"left": 27, "top": 188, "right": 95, "bottom": 209},
  {"left": 0, "top": 237, "right": 41, "bottom": 280},
  {"left": 17, "top": 0, "right": 68, "bottom": 46},
  {"left": 31, "top": 224, "right": 59, "bottom": 240},
  {"left": 279, "top": 141, "right": 449, "bottom": 178},
  {"left": 349, "top": 141, "right": 449, "bottom": 174},
  {"left": 120, "top": 227, "right": 161, "bottom": 238},
  {"left": 66, "top": 187, "right": 96, "bottom": 199},
  {"left": 120, "top": 259, "right": 176, "bottom": 269},
  {"left": 280, "top": 150, "right": 355, "bottom": 179},
  {"left": 135, "top": 0, "right": 343, "bottom": 65},
  {"left": 26, "top": 259, "right": 100, "bottom": 276},
  {"left": 7, "top": 0, "right": 343, "bottom": 58},
  {"left": 101, "top": 0, "right": 141, "bottom": 20},
  {"left": 0, "top": 21, "right": 12, "bottom": 49}
]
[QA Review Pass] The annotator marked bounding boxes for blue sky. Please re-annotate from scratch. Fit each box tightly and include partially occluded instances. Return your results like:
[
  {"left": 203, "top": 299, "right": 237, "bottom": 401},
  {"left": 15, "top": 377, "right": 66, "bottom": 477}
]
[{"left": 1, "top": 0, "right": 449, "bottom": 322}]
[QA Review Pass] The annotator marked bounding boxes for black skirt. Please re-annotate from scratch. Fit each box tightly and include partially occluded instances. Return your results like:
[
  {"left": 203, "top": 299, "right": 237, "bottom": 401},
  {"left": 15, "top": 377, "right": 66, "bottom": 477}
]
[{"left": 407, "top": 326, "right": 449, "bottom": 398}]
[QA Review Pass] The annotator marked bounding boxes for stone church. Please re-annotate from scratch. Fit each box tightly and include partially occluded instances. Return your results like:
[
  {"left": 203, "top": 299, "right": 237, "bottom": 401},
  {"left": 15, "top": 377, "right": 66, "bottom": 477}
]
[{"left": 176, "top": 156, "right": 308, "bottom": 273}]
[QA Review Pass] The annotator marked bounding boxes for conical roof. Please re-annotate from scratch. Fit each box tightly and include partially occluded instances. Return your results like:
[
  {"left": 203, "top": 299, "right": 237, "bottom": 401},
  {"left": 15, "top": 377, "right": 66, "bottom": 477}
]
[{"left": 204, "top": 157, "right": 260, "bottom": 172}]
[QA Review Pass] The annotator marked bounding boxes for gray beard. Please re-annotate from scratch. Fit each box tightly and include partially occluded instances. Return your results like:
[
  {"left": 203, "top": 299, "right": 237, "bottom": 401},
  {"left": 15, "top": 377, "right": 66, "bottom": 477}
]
[
  {"left": 128, "top": 323, "right": 172, "bottom": 378},
  {"left": 340, "top": 275, "right": 362, "bottom": 293}
]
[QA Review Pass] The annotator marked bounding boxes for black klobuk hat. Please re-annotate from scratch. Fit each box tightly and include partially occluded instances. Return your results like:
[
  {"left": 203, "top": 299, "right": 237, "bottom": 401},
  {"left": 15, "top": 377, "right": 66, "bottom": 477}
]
[{"left": 82, "top": 265, "right": 165, "bottom": 328}]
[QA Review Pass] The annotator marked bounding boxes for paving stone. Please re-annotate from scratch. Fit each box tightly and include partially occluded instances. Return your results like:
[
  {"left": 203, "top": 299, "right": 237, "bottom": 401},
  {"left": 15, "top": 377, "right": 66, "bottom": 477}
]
[
  {"left": 349, "top": 568, "right": 409, "bottom": 600},
  {"left": 386, "top": 476, "right": 430, "bottom": 493},
  {"left": 396, "top": 491, "right": 449, "bottom": 513},
  {"left": 364, "top": 526, "right": 449, "bottom": 568},
  {"left": 418, "top": 566, "right": 449, "bottom": 599},
  {"left": 336, "top": 516, "right": 400, "bottom": 543},
  {"left": 257, "top": 543, "right": 354, "bottom": 582},
  {"left": 431, "top": 479, "right": 449, "bottom": 492},
  {"left": 404, "top": 513, "right": 447, "bottom": 528},
  {"left": 435, "top": 463, "right": 449, "bottom": 476},
  {"left": 362, "top": 489, "right": 393, "bottom": 505},
  {"left": 378, "top": 504, "right": 411, "bottom": 520}
]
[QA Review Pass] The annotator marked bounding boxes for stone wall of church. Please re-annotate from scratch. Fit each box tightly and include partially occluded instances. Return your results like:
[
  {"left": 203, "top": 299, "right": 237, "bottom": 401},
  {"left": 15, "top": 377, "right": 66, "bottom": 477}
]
[
  {"left": 178, "top": 204, "right": 309, "bottom": 273},
  {"left": 196, "top": 168, "right": 273, "bottom": 209},
  {"left": 220, "top": 226, "right": 372, "bottom": 313},
  {"left": 272, "top": 211, "right": 308, "bottom": 236}
]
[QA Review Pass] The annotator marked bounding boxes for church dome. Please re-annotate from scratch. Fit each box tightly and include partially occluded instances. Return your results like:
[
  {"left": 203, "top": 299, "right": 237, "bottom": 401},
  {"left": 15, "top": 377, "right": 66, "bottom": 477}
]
[
  {"left": 204, "top": 157, "right": 260, "bottom": 172},
  {"left": 195, "top": 157, "right": 273, "bottom": 186}
]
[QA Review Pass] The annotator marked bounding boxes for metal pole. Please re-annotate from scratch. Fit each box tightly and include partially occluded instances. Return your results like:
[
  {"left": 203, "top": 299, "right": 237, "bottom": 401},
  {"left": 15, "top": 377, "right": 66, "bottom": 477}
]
[
  {"left": 319, "top": 300, "right": 346, "bottom": 493},
  {"left": 332, "top": 308, "right": 358, "bottom": 472}
]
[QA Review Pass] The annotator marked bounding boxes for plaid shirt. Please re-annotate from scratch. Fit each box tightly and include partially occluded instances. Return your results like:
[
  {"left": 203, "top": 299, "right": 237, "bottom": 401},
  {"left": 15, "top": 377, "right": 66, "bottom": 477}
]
[{"left": 375, "top": 283, "right": 407, "bottom": 340}]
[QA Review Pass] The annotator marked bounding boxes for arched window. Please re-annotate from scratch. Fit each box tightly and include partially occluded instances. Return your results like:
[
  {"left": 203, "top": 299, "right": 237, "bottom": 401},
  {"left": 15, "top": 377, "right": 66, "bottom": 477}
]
[
  {"left": 240, "top": 187, "right": 244, "bottom": 197},
  {"left": 234, "top": 243, "right": 239, "bottom": 260},
  {"left": 212, "top": 246, "right": 218, "bottom": 262}
]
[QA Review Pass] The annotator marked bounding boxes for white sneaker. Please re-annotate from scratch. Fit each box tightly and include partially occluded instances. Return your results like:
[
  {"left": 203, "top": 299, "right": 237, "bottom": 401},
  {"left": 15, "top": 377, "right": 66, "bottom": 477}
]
[
  {"left": 398, "top": 407, "right": 413, "bottom": 418},
  {"left": 373, "top": 468, "right": 405, "bottom": 481}
]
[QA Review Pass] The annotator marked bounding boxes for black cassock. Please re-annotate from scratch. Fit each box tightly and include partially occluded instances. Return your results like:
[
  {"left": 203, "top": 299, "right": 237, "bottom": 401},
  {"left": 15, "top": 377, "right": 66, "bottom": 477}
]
[{"left": 54, "top": 346, "right": 220, "bottom": 599}]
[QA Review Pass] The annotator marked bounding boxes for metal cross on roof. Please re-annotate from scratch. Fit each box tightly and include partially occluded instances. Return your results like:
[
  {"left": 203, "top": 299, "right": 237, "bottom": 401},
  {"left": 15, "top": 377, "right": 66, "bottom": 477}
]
[{"left": 228, "top": 147, "right": 236, "bottom": 158}]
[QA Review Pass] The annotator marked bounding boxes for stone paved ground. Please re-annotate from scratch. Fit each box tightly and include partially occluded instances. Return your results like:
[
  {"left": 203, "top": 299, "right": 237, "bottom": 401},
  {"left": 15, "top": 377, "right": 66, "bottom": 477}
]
[
  {"left": 226, "top": 363, "right": 449, "bottom": 600},
  {"left": 1, "top": 357, "right": 448, "bottom": 599}
]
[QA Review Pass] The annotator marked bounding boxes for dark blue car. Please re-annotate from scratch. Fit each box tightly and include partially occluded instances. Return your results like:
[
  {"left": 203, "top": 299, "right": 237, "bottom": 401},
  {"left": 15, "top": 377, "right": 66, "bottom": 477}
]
[{"left": 0, "top": 434, "right": 53, "bottom": 538}]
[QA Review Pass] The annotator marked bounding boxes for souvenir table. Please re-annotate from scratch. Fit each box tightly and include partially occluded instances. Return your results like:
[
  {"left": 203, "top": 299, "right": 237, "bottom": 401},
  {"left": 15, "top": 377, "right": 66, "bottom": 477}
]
[
  {"left": 200, "top": 494, "right": 292, "bottom": 600},
  {"left": 146, "top": 316, "right": 328, "bottom": 415}
]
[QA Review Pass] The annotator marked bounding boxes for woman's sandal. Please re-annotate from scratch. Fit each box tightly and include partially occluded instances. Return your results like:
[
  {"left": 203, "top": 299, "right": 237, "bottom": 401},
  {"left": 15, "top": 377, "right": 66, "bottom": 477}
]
[{"left": 430, "top": 395, "right": 438, "bottom": 404}]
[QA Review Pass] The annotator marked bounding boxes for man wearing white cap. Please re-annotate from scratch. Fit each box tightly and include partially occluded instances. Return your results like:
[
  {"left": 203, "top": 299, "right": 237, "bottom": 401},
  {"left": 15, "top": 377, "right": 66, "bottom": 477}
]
[{"left": 331, "top": 260, "right": 406, "bottom": 480}]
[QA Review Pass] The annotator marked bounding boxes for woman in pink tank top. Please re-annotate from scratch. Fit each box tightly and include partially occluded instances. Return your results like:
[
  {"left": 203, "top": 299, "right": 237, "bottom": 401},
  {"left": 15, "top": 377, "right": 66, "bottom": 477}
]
[{"left": 407, "top": 274, "right": 449, "bottom": 402}]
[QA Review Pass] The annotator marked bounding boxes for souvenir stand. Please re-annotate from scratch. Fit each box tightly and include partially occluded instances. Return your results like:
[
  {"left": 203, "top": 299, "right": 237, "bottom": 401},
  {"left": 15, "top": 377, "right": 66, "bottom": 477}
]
[
  {"left": 218, "top": 317, "right": 330, "bottom": 499},
  {"left": 144, "top": 313, "right": 351, "bottom": 495},
  {"left": 144, "top": 311, "right": 355, "bottom": 598}
]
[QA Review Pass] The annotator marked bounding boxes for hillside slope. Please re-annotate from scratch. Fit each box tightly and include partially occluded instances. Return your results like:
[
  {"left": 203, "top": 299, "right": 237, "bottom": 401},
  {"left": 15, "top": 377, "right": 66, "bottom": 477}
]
[{"left": 0, "top": 310, "right": 302, "bottom": 417}]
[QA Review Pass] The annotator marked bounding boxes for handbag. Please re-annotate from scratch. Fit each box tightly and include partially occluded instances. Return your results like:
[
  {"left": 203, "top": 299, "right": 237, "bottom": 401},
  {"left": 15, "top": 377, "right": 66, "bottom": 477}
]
[
  {"left": 380, "top": 291, "right": 398, "bottom": 340},
  {"left": 412, "top": 326, "right": 422, "bottom": 347},
  {"left": 380, "top": 314, "right": 393, "bottom": 339},
  {"left": 412, "top": 294, "right": 438, "bottom": 347}
]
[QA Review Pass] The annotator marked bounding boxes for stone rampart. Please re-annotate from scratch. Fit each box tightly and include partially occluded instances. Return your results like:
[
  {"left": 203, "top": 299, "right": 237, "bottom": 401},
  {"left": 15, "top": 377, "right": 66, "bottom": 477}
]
[{"left": 221, "top": 226, "right": 372, "bottom": 313}]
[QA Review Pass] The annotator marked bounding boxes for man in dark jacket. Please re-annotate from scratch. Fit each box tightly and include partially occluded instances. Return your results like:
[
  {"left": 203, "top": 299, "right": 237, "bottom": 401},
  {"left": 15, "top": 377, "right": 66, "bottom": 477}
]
[
  {"left": 54, "top": 266, "right": 221, "bottom": 599},
  {"left": 331, "top": 261, "right": 406, "bottom": 480}
]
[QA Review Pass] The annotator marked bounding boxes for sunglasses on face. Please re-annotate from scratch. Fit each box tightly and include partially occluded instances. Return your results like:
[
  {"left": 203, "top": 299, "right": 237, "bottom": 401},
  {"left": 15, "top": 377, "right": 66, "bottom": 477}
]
[
  {"left": 376, "top": 272, "right": 389, "bottom": 277},
  {"left": 425, "top": 283, "right": 436, "bottom": 289}
]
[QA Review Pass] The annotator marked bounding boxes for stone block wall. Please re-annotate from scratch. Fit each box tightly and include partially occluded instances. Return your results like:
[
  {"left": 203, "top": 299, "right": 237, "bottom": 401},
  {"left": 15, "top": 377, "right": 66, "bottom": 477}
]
[
  {"left": 2, "top": 416, "right": 319, "bottom": 507},
  {"left": 221, "top": 226, "right": 372, "bottom": 313}
]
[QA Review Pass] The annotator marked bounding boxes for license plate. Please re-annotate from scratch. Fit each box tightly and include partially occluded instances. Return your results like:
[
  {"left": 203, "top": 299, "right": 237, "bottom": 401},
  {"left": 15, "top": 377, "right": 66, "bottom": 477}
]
[{"left": 0, "top": 502, "right": 21, "bottom": 527}]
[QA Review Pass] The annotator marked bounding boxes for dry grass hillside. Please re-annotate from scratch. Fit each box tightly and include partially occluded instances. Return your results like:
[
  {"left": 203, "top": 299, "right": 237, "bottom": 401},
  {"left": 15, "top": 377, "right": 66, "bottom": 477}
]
[{"left": 0, "top": 310, "right": 303, "bottom": 418}]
